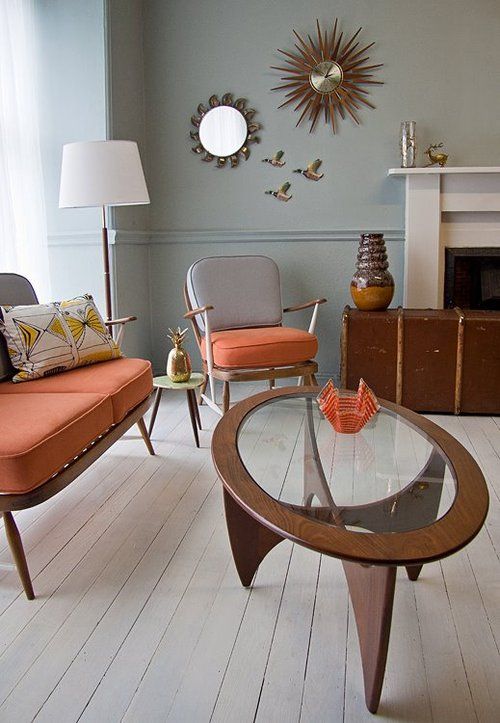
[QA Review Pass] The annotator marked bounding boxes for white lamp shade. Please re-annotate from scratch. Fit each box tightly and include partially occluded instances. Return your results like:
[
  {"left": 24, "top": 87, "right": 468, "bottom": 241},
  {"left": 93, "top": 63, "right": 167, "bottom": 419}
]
[{"left": 59, "top": 140, "right": 150, "bottom": 208}]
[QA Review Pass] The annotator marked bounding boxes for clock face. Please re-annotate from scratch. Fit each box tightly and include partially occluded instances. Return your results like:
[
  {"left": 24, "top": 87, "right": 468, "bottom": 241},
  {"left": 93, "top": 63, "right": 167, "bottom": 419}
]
[{"left": 309, "top": 61, "right": 343, "bottom": 94}]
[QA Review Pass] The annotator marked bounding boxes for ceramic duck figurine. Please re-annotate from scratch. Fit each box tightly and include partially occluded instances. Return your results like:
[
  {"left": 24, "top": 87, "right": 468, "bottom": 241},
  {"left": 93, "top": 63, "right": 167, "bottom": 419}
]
[
  {"left": 294, "top": 159, "right": 324, "bottom": 181},
  {"left": 262, "top": 150, "right": 285, "bottom": 167},
  {"left": 265, "top": 181, "right": 292, "bottom": 201},
  {"left": 424, "top": 143, "right": 448, "bottom": 167}
]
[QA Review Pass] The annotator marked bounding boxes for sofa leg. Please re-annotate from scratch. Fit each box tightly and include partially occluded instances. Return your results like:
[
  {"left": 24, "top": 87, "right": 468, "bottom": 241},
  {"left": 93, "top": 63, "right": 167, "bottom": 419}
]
[
  {"left": 137, "top": 418, "right": 155, "bottom": 455},
  {"left": 3, "top": 511, "right": 35, "bottom": 600}
]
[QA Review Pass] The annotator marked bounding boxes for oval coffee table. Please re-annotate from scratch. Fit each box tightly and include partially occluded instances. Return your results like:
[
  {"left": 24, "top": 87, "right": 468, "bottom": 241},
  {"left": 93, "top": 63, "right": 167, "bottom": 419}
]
[{"left": 212, "top": 387, "right": 489, "bottom": 714}]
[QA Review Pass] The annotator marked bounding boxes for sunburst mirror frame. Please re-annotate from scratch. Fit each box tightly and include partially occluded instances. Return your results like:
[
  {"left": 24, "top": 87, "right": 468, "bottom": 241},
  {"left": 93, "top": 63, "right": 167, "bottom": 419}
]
[
  {"left": 271, "top": 19, "right": 383, "bottom": 133},
  {"left": 190, "top": 93, "right": 261, "bottom": 168}
]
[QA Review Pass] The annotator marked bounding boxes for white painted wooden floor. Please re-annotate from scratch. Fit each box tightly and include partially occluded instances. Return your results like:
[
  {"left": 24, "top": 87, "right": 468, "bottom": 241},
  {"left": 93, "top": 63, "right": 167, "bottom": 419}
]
[{"left": 0, "top": 383, "right": 499, "bottom": 723}]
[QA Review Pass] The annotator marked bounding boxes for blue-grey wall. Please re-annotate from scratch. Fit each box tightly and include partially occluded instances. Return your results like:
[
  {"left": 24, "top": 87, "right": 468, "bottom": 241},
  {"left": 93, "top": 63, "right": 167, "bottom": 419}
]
[
  {"left": 138, "top": 0, "right": 500, "bottom": 376},
  {"left": 36, "top": 0, "right": 108, "bottom": 308},
  {"left": 36, "top": 0, "right": 500, "bottom": 378}
]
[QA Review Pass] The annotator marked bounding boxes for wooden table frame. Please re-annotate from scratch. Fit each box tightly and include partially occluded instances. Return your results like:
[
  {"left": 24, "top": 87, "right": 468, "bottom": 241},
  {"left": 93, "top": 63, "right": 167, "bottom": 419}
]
[
  {"left": 212, "top": 387, "right": 489, "bottom": 713},
  {"left": 148, "top": 385, "right": 202, "bottom": 447}
]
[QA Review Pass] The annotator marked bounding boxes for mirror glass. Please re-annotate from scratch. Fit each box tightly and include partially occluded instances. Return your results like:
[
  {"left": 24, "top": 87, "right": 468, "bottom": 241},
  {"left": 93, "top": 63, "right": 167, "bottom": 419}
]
[{"left": 199, "top": 106, "right": 248, "bottom": 157}]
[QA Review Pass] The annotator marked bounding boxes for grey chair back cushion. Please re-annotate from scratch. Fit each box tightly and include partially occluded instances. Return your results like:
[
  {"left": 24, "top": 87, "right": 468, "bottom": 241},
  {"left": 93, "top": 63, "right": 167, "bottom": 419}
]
[
  {"left": 0, "top": 274, "right": 38, "bottom": 381},
  {"left": 186, "top": 255, "right": 283, "bottom": 333}
]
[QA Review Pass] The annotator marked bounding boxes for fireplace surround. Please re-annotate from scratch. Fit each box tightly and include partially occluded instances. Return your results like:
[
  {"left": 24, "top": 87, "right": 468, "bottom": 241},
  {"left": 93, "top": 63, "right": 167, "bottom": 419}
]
[{"left": 388, "top": 167, "right": 500, "bottom": 307}]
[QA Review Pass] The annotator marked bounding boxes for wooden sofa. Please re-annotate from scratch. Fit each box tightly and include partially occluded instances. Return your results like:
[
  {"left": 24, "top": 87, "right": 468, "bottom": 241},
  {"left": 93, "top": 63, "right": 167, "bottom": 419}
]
[{"left": 0, "top": 273, "right": 155, "bottom": 599}]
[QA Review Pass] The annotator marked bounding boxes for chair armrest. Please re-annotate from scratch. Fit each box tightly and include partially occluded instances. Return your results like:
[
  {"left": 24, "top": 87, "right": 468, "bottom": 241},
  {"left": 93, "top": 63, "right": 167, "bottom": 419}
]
[
  {"left": 184, "top": 304, "right": 214, "bottom": 320},
  {"left": 106, "top": 316, "right": 137, "bottom": 325},
  {"left": 106, "top": 316, "right": 137, "bottom": 346},
  {"left": 283, "top": 298, "right": 327, "bottom": 313}
]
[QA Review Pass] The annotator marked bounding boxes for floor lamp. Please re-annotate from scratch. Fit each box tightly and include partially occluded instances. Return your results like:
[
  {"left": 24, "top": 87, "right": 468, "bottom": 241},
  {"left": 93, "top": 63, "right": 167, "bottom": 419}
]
[{"left": 59, "top": 140, "right": 150, "bottom": 322}]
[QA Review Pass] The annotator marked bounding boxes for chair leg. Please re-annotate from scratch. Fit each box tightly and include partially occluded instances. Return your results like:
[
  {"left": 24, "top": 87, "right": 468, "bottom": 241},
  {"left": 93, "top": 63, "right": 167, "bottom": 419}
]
[
  {"left": 311, "top": 374, "right": 319, "bottom": 386},
  {"left": 3, "top": 511, "right": 35, "bottom": 600},
  {"left": 137, "top": 417, "right": 155, "bottom": 455},
  {"left": 199, "top": 373, "right": 208, "bottom": 405},
  {"left": 223, "top": 381, "right": 230, "bottom": 414}
]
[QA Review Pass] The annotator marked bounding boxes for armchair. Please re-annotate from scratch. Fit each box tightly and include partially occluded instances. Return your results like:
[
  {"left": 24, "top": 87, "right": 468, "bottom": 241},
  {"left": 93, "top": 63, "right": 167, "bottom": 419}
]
[{"left": 184, "top": 255, "right": 326, "bottom": 414}]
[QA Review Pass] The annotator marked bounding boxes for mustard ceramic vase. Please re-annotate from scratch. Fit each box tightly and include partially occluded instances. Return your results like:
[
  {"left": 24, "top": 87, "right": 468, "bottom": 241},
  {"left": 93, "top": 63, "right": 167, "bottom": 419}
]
[{"left": 350, "top": 233, "right": 394, "bottom": 311}]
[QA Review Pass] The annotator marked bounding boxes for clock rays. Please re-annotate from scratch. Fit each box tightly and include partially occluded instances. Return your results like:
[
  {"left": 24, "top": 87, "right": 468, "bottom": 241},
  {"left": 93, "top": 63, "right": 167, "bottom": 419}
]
[{"left": 271, "top": 19, "right": 383, "bottom": 133}]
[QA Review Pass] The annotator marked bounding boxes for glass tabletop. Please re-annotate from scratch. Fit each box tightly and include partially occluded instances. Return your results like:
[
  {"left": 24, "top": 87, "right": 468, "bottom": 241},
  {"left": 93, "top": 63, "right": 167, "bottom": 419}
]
[{"left": 237, "top": 394, "right": 456, "bottom": 534}]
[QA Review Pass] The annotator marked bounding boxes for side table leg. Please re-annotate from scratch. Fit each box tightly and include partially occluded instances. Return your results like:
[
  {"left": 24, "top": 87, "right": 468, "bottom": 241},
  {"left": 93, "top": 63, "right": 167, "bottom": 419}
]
[
  {"left": 342, "top": 561, "right": 396, "bottom": 713},
  {"left": 148, "top": 387, "right": 163, "bottom": 436},
  {"left": 223, "top": 488, "right": 285, "bottom": 587},
  {"left": 186, "top": 390, "right": 200, "bottom": 447},
  {"left": 192, "top": 389, "right": 202, "bottom": 429}
]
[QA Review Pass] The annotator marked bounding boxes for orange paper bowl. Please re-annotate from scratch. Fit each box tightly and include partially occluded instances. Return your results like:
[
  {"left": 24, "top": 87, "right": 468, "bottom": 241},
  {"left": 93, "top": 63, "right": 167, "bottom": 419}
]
[{"left": 316, "top": 378, "right": 380, "bottom": 434}]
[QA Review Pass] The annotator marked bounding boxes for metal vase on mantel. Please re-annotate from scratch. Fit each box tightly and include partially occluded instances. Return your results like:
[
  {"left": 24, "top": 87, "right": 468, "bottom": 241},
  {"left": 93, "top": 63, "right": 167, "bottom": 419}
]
[
  {"left": 166, "top": 327, "right": 192, "bottom": 382},
  {"left": 400, "top": 121, "right": 416, "bottom": 168},
  {"left": 350, "top": 233, "right": 394, "bottom": 311}
]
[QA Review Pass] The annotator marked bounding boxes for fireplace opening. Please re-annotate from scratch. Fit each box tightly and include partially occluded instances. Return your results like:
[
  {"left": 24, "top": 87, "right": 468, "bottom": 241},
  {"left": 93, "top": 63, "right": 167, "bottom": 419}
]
[{"left": 444, "top": 247, "right": 500, "bottom": 310}]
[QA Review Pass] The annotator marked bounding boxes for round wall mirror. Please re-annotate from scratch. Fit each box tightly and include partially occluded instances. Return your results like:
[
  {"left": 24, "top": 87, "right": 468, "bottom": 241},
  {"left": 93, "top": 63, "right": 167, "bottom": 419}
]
[
  {"left": 190, "top": 93, "right": 261, "bottom": 168},
  {"left": 199, "top": 107, "right": 248, "bottom": 158}
]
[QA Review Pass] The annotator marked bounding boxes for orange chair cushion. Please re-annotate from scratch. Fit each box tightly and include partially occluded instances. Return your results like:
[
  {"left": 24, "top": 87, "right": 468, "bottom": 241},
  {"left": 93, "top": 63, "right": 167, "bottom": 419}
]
[
  {"left": 201, "top": 326, "right": 318, "bottom": 369},
  {"left": 0, "top": 358, "right": 152, "bottom": 424},
  {"left": 0, "top": 393, "right": 113, "bottom": 494}
]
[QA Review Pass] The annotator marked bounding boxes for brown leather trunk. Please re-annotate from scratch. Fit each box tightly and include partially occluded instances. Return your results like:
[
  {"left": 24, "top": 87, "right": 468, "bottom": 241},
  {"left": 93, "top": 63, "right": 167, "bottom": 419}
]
[{"left": 340, "top": 307, "right": 500, "bottom": 414}]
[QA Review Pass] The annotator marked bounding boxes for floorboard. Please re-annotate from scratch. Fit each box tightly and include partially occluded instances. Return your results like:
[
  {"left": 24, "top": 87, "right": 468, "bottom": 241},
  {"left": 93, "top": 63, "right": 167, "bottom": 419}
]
[{"left": 0, "top": 383, "right": 497, "bottom": 722}]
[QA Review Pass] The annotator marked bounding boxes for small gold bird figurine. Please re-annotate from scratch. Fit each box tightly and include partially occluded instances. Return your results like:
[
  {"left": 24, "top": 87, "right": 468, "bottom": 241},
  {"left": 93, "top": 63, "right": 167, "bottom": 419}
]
[
  {"left": 265, "top": 181, "right": 292, "bottom": 202},
  {"left": 262, "top": 150, "right": 286, "bottom": 167},
  {"left": 293, "top": 159, "right": 324, "bottom": 181},
  {"left": 424, "top": 143, "right": 448, "bottom": 167}
]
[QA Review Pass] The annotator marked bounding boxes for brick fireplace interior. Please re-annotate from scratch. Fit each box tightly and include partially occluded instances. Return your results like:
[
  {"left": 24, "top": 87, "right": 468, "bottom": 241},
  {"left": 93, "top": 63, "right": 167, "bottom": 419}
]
[{"left": 444, "top": 247, "right": 500, "bottom": 309}]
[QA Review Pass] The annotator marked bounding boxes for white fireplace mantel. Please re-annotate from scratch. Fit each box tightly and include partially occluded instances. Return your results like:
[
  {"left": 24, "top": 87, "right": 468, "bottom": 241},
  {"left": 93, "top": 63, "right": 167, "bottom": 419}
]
[{"left": 388, "top": 166, "right": 500, "bottom": 307}]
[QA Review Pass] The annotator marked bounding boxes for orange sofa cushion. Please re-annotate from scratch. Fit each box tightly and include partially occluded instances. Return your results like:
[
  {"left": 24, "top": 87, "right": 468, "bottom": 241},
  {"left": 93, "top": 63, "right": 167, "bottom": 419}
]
[
  {"left": 201, "top": 326, "right": 318, "bottom": 369},
  {"left": 0, "top": 358, "right": 152, "bottom": 424},
  {"left": 0, "top": 393, "right": 113, "bottom": 494}
]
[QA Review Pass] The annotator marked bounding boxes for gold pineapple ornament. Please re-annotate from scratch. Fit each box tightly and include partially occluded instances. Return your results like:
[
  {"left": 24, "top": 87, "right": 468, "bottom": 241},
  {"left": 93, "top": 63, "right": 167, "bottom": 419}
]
[{"left": 166, "top": 327, "right": 192, "bottom": 382}]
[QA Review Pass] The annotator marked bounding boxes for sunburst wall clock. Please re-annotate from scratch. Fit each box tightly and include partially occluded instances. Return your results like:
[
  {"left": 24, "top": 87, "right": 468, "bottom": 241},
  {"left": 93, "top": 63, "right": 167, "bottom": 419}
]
[{"left": 271, "top": 19, "right": 383, "bottom": 133}]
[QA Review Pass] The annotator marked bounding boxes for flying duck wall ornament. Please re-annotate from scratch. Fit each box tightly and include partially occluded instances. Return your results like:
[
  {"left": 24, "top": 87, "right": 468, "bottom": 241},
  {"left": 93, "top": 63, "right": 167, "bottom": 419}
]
[
  {"left": 265, "top": 181, "right": 293, "bottom": 202},
  {"left": 262, "top": 150, "right": 286, "bottom": 167},
  {"left": 293, "top": 159, "right": 324, "bottom": 181}
]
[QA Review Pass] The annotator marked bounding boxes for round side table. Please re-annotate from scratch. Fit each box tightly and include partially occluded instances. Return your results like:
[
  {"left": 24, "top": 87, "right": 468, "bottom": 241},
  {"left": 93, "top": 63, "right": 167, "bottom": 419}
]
[{"left": 148, "top": 373, "right": 204, "bottom": 447}]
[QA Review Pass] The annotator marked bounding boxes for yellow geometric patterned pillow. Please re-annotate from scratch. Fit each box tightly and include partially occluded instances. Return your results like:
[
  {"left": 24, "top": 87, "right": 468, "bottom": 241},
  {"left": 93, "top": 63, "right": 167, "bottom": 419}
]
[{"left": 0, "top": 294, "right": 121, "bottom": 382}]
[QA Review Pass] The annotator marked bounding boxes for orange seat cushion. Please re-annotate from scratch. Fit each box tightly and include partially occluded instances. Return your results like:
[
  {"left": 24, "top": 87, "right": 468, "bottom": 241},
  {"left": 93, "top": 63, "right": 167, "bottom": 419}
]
[
  {"left": 0, "top": 393, "right": 113, "bottom": 494},
  {"left": 201, "top": 326, "right": 318, "bottom": 369},
  {"left": 0, "top": 358, "right": 152, "bottom": 424}
]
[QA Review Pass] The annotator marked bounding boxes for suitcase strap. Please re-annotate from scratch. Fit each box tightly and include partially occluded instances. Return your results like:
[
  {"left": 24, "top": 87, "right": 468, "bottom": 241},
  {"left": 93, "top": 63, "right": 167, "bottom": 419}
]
[{"left": 454, "top": 308, "right": 465, "bottom": 415}]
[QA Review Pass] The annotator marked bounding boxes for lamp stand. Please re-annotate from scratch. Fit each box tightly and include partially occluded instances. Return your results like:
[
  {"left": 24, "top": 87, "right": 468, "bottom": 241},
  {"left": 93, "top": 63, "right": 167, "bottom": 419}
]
[{"left": 101, "top": 205, "right": 113, "bottom": 324}]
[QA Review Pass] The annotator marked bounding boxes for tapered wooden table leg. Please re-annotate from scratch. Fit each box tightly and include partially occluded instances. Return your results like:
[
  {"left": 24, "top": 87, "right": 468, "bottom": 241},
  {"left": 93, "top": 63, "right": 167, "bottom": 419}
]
[
  {"left": 223, "top": 488, "right": 285, "bottom": 587},
  {"left": 186, "top": 389, "right": 200, "bottom": 448},
  {"left": 342, "top": 561, "right": 396, "bottom": 713},
  {"left": 148, "top": 387, "right": 163, "bottom": 436},
  {"left": 191, "top": 388, "right": 202, "bottom": 430},
  {"left": 3, "top": 512, "right": 35, "bottom": 600},
  {"left": 405, "top": 564, "right": 423, "bottom": 581}
]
